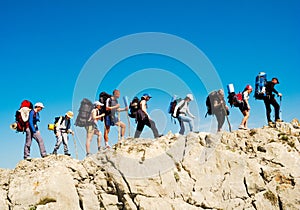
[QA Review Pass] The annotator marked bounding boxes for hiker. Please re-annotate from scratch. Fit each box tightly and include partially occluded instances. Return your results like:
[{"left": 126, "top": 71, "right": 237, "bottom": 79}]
[
  {"left": 211, "top": 89, "right": 229, "bottom": 132},
  {"left": 238, "top": 85, "right": 253, "bottom": 130},
  {"left": 85, "top": 101, "right": 105, "bottom": 156},
  {"left": 263, "top": 77, "right": 282, "bottom": 125},
  {"left": 134, "top": 93, "right": 161, "bottom": 138},
  {"left": 173, "top": 94, "right": 195, "bottom": 135},
  {"left": 52, "top": 111, "right": 74, "bottom": 156},
  {"left": 104, "top": 89, "right": 128, "bottom": 147},
  {"left": 24, "top": 102, "right": 48, "bottom": 160}
]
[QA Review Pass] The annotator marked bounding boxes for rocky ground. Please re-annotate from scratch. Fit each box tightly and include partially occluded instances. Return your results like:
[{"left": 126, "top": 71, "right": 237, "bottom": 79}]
[{"left": 0, "top": 121, "right": 299, "bottom": 210}]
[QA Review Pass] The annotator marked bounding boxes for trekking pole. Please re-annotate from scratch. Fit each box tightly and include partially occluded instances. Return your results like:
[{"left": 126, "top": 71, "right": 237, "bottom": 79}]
[
  {"left": 279, "top": 96, "right": 282, "bottom": 120},
  {"left": 71, "top": 133, "right": 78, "bottom": 160},
  {"left": 118, "top": 110, "right": 121, "bottom": 141},
  {"left": 123, "top": 96, "right": 130, "bottom": 137}
]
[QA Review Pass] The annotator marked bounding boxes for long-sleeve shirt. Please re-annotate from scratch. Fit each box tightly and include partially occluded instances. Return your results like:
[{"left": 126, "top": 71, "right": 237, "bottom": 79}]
[
  {"left": 28, "top": 110, "right": 39, "bottom": 133},
  {"left": 265, "top": 81, "right": 279, "bottom": 96},
  {"left": 174, "top": 100, "right": 194, "bottom": 118}
]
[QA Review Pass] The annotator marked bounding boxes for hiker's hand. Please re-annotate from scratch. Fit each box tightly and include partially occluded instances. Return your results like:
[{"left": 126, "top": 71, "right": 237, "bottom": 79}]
[
  {"left": 278, "top": 93, "right": 282, "bottom": 97},
  {"left": 125, "top": 106, "right": 129, "bottom": 111},
  {"left": 115, "top": 104, "right": 120, "bottom": 109},
  {"left": 191, "top": 116, "right": 196, "bottom": 119},
  {"left": 56, "top": 131, "right": 60, "bottom": 137}
]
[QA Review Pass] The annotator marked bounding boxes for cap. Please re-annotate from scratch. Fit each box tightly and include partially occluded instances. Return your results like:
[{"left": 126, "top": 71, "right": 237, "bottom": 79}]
[
  {"left": 34, "top": 102, "right": 44, "bottom": 108},
  {"left": 66, "top": 111, "right": 74, "bottom": 119},
  {"left": 94, "top": 101, "right": 104, "bottom": 106},
  {"left": 272, "top": 77, "right": 280, "bottom": 84},
  {"left": 186, "top": 94, "right": 194, "bottom": 101},
  {"left": 143, "top": 93, "right": 152, "bottom": 98},
  {"left": 246, "top": 85, "right": 253, "bottom": 90}
]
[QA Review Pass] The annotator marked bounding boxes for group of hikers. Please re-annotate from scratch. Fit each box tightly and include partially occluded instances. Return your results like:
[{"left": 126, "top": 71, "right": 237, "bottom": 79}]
[{"left": 12, "top": 72, "right": 282, "bottom": 160}]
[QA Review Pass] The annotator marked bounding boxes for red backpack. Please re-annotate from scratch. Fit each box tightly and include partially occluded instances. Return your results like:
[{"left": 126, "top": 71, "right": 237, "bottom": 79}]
[{"left": 14, "top": 100, "right": 33, "bottom": 133}]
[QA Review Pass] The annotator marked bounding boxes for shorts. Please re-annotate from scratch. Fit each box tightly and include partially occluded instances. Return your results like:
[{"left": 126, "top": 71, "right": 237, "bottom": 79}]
[
  {"left": 85, "top": 123, "right": 98, "bottom": 134},
  {"left": 239, "top": 102, "right": 249, "bottom": 112},
  {"left": 105, "top": 115, "right": 116, "bottom": 127}
]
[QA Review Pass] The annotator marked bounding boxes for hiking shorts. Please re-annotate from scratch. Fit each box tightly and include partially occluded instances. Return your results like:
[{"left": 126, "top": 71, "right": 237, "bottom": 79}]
[
  {"left": 85, "top": 124, "right": 98, "bottom": 134},
  {"left": 105, "top": 115, "right": 116, "bottom": 127}
]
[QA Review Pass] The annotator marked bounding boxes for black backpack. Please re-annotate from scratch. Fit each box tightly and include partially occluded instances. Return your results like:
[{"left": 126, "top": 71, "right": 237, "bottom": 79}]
[
  {"left": 75, "top": 98, "right": 93, "bottom": 127},
  {"left": 53, "top": 116, "right": 69, "bottom": 133},
  {"left": 205, "top": 91, "right": 219, "bottom": 117},
  {"left": 168, "top": 97, "right": 183, "bottom": 118},
  {"left": 99, "top": 91, "right": 112, "bottom": 115},
  {"left": 128, "top": 97, "right": 140, "bottom": 118}
]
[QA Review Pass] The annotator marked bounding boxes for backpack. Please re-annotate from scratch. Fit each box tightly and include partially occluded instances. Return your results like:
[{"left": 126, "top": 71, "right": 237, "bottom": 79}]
[
  {"left": 205, "top": 91, "right": 218, "bottom": 117},
  {"left": 14, "top": 100, "right": 33, "bottom": 133},
  {"left": 228, "top": 90, "right": 244, "bottom": 107},
  {"left": 254, "top": 72, "right": 267, "bottom": 100},
  {"left": 99, "top": 91, "right": 112, "bottom": 115},
  {"left": 48, "top": 116, "right": 65, "bottom": 133},
  {"left": 74, "top": 98, "right": 93, "bottom": 127},
  {"left": 168, "top": 96, "right": 183, "bottom": 118},
  {"left": 128, "top": 97, "right": 140, "bottom": 118}
]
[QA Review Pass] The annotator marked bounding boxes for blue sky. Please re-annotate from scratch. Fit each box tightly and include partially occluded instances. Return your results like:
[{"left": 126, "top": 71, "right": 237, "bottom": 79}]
[{"left": 0, "top": 0, "right": 299, "bottom": 169}]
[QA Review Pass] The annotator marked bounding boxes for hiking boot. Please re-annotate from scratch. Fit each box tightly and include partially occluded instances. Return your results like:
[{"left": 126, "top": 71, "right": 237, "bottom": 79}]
[
  {"left": 239, "top": 125, "right": 245, "bottom": 130},
  {"left": 105, "top": 144, "right": 111, "bottom": 149},
  {"left": 64, "top": 153, "right": 71, "bottom": 156},
  {"left": 24, "top": 157, "right": 31, "bottom": 161},
  {"left": 276, "top": 119, "right": 283, "bottom": 122},
  {"left": 86, "top": 153, "right": 91, "bottom": 157},
  {"left": 268, "top": 121, "right": 275, "bottom": 126},
  {"left": 52, "top": 150, "right": 57, "bottom": 155},
  {"left": 42, "top": 154, "right": 49, "bottom": 158}
]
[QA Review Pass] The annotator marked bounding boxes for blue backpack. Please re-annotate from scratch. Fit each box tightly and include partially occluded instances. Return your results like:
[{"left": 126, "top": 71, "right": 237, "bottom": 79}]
[{"left": 254, "top": 72, "right": 267, "bottom": 100}]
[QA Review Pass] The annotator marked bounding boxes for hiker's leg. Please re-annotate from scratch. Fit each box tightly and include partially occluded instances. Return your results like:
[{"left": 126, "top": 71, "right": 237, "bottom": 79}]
[
  {"left": 62, "top": 133, "right": 69, "bottom": 154},
  {"left": 33, "top": 131, "right": 47, "bottom": 157},
  {"left": 148, "top": 119, "right": 159, "bottom": 138},
  {"left": 95, "top": 129, "right": 102, "bottom": 148},
  {"left": 115, "top": 121, "right": 126, "bottom": 137},
  {"left": 104, "top": 125, "right": 110, "bottom": 144},
  {"left": 181, "top": 115, "right": 194, "bottom": 132},
  {"left": 241, "top": 110, "right": 249, "bottom": 127},
  {"left": 216, "top": 112, "right": 225, "bottom": 131},
  {"left": 264, "top": 98, "right": 272, "bottom": 122},
  {"left": 24, "top": 128, "right": 33, "bottom": 158},
  {"left": 271, "top": 98, "right": 280, "bottom": 121},
  {"left": 85, "top": 126, "right": 93, "bottom": 154},
  {"left": 53, "top": 132, "right": 63, "bottom": 153},
  {"left": 134, "top": 121, "right": 145, "bottom": 138},
  {"left": 178, "top": 117, "right": 185, "bottom": 135}
]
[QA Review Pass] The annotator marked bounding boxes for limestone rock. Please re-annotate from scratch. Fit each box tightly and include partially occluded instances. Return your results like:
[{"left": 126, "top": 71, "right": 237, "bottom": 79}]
[{"left": 0, "top": 122, "right": 299, "bottom": 209}]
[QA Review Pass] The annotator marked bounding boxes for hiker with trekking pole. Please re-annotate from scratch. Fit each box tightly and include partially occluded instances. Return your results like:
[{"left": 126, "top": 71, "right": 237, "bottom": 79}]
[
  {"left": 206, "top": 89, "right": 231, "bottom": 132},
  {"left": 50, "top": 111, "right": 74, "bottom": 156},
  {"left": 104, "top": 89, "right": 128, "bottom": 147}
]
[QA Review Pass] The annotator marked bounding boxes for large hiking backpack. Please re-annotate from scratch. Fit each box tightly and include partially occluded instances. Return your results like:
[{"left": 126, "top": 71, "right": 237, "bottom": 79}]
[
  {"left": 128, "top": 97, "right": 140, "bottom": 118},
  {"left": 14, "top": 100, "right": 33, "bottom": 132},
  {"left": 99, "top": 91, "right": 112, "bottom": 115},
  {"left": 254, "top": 72, "right": 267, "bottom": 100},
  {"left": 75, "top": 98, "right": 93, "bottom": 127},
  {"left": 228, "top": 92, "right": 243, "bottom": 107},
  {"left": 205, "top": 91, "right": 218, "bottom": 117},
  {"left": 168, "top": 96, "right": 183, "bottom": 118}
]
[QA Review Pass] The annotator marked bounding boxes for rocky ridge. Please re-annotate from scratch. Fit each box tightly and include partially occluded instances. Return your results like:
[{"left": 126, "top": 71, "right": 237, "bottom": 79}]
[{"left": 0, "top": 121, "right": 300, "bottom": 210}]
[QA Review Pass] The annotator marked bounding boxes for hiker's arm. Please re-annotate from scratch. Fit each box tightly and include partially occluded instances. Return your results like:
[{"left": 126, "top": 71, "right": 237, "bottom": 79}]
[
  {"left": 141, "top": 100, "right": 149, "bottom": 116},
  {"left": 187, "top": 106, "right": 195, "bottom": 118},
  {"left": 117, "top": 107, "right": 129, "bottom": 112},
  {"left": 106, "top": 99, "right": 120, "bottom": 111},
  {"left": 28, "top": 111, "right": 36, "bottom": 133}
]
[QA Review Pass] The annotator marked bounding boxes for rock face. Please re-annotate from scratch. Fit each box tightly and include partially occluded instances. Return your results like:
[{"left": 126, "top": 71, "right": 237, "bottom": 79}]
[{"left": 0, "top": 122, "right": 299, "bottom": 210}]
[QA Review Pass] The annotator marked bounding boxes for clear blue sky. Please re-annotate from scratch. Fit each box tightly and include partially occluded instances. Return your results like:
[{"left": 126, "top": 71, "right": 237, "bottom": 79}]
[{"left": 1, "top": 0, "right": 299, "bottom": 169}]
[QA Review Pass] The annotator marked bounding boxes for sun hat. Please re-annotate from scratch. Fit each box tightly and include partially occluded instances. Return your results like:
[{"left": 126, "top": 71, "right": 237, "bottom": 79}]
[{"left": 66, "top": 111, "right": 74, "bottom": 118}]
